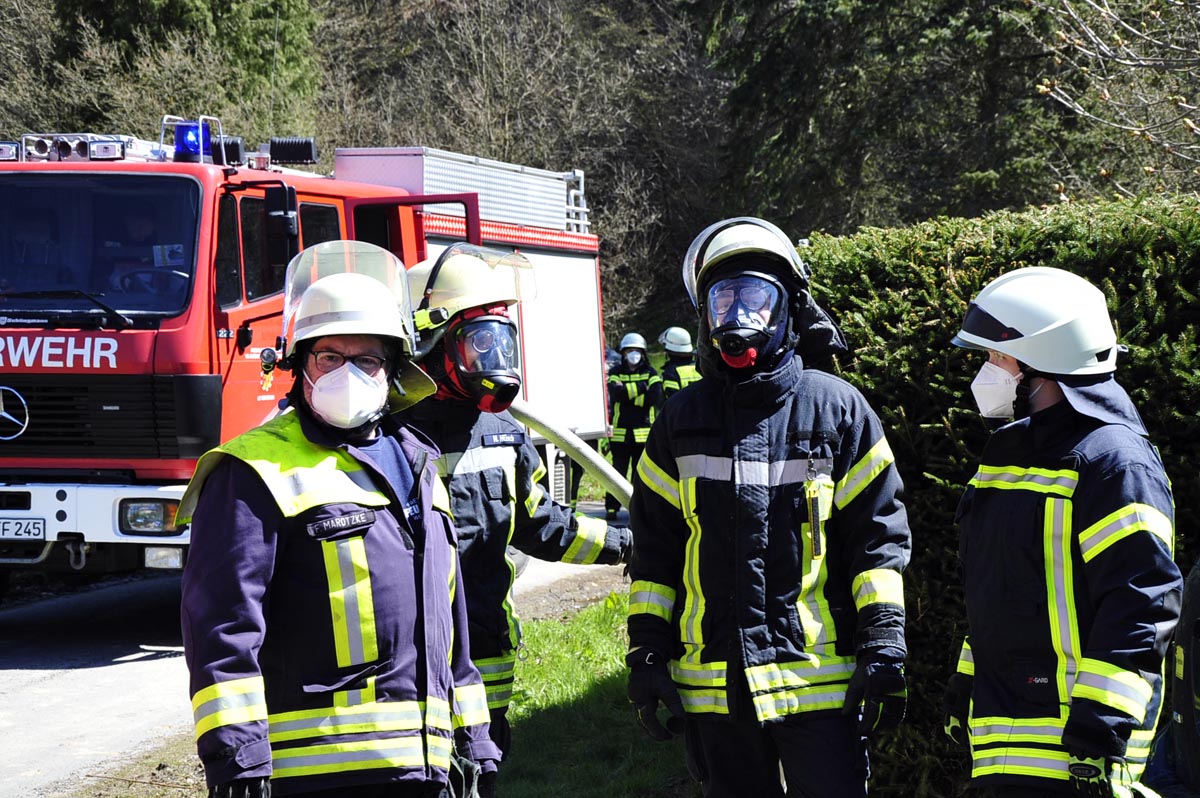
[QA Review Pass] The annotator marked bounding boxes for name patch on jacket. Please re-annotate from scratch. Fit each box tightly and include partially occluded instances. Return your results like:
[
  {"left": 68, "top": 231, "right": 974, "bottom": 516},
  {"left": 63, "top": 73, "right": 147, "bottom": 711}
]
[
  {"left": 483, "top": 432, "right": 525, "bottom": 447},
  {"left": 307, "top": 510, "right": 376, "bottom": 539}
]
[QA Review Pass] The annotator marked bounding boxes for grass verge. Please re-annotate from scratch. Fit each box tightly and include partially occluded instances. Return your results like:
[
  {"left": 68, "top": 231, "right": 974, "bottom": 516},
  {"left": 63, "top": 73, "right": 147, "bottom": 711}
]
[{"left": 55, "top": 593, "right": 698, "bottom": 798}]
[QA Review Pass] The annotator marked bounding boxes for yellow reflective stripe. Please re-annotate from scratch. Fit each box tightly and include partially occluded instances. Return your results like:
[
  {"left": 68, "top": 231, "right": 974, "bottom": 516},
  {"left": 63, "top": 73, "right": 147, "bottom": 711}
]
[
  {"left": 563, "top": 515, "right": 607, "bottom": 563},
  {"left": 969, "top": 465, "right": 1078, "bottom": 497},
  {"left": 431, "top": 473, "right": 452, "bottom": 517},
  {"left": 335, "top": 675, "right": 377, "bottom": 708},
  {"left": 972, "top": 747, "right": 1068, "bottom": 780},
  {"left": 670, "top": 659, "right": 727, "bottom": 687},
  {"left": 628, "top": 580, "right": 676, "bottom": 621},
  {"left": 744, "top": 655, "right": 855, "bottom": 692},
  {"left": 1079, "top": 503, "right": 1174, "bottom": 562},
  {"left": 752, "top": 683, "right": 847, "bottom": 721},
  {"left": 192, "top": 676, "right": 267, "bottom": 740},
  {"left": 851, "top": 568, "right": 904, "bottom": 610},
  {"left": 268, "top": 699, "right": 423, "bottom": 742},
  {"left": 476, "top": 654, "right": 517, "bottom": 709},
  {"left": 323, "top": 536, "right": 379, "bottom": 668},
  {"left": 1044, "top": 497, "right": 1077, "bottom": 705},
  {"left": 636, "top": 453, "right": 680, "bottom": 509},
  {"left": 425, "top": 697, "right": 453, "bottom": 731},
  {"left": 526, "top": 460, "right": 546, "bottom": 516},
  {"left": 426, "top": 731, "right": 452, "bottom": 769},
  {"left": 1071, "top": 658, "right": 1153, "bottom": 722},
  {"left": 271, "top": 736, "right": 427, "bottom": 779},
  {"left": 797, "top": 513, "right": 834, "bottom": 649},
  {"left": 679, "top": 477, "right": 707, "bottom": 659},
  {"left": 834, "top": 437, "right": 894, "bottom": 509},
  {"left": 957, "top": 639, "right": 975, "bottom": 676},
  {"left": 452, "top": 682, "right": 491, "bottom": 728},
  {"left": 678, "top": 687, "right": 729, "bottom": 714},
  {"left": 970, "top": 715, "right": 1066, "bottom": 744}
]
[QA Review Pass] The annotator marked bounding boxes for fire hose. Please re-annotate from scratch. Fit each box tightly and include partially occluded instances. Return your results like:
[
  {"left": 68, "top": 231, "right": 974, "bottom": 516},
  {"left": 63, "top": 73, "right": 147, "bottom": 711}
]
[{"left": 507, "top": 397, "right": 632, "bottom": 508}]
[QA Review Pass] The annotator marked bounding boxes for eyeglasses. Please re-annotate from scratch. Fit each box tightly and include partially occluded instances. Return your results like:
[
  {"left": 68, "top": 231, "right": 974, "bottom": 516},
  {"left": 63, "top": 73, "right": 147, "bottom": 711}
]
[{"left": 310, "top": 350, "right": 387, "bottom": 376}]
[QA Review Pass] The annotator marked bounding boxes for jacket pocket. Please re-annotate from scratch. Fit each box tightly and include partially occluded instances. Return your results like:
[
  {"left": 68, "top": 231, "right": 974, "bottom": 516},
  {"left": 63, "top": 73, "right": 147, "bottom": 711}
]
[{"left": 301, "top": 659, "right": 392, "bottom": 695}]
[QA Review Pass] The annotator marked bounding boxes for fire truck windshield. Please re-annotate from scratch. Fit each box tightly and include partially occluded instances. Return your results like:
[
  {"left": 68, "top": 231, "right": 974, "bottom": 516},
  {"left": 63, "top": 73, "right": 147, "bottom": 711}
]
[{"left": 0, "top": 174, "right": 199, "bottom": 323}]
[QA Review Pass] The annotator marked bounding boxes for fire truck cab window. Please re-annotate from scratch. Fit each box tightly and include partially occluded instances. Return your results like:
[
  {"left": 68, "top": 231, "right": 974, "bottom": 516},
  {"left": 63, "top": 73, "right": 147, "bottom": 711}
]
[
  {"left": 241, "top": 196, "right": 285, "bottom": 301},
  {"left": 0, "top": 174, "right": 198, "bottom": 318},
  {"left": 299, "top": 203, "right": 341, "bottom": 247},
  {"left": 214, "top": 194, "right": 242, "bottom": 307}
]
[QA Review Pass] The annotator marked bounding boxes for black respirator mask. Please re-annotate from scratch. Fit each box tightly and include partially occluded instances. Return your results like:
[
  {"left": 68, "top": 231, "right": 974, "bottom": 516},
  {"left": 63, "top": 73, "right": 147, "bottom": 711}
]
[
  {"left": 704, "top": 271, "right": 789, "bottom": 370},
  {"left": 441, "top": 306, "right": 522, "bottom": 413}
]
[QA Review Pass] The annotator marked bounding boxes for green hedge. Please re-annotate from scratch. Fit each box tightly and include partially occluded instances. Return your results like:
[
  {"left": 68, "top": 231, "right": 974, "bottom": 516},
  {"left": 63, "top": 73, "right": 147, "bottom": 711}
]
[{"left": 803, "top": 195, "right": 1200, "bottom": 796}]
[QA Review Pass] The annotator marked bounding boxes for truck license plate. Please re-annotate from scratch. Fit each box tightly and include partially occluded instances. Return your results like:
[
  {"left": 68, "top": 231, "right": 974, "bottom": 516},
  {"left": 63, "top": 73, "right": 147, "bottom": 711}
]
[{"left": 0, "top": 518, "right": 45, "bottom": 539}]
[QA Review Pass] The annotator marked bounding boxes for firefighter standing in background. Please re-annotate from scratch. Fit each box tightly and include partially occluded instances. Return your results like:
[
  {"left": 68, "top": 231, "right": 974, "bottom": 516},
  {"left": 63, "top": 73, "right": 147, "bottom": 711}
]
[
  {"left": 625, "top": 217, "right": 912, "bottom": 797},
  {"left": 401, "top": 244, "right": 632, "bottom": 795},
  {"left": 606, "top": 331, "right": 663, "bottom": 520},
  {"left": 179, "top": 242, "right": 499, "bottom": 798},
  {"left": 944, "top": 267, "right": 1182, "bottom": 797},
  {"left": 658, "top": 326, "right": 701, "bottom": 398}
]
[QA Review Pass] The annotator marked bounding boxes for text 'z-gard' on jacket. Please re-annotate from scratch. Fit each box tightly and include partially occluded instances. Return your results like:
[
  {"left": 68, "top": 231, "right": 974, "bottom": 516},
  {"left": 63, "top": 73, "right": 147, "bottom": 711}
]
[
  {"left": 402, "top": 399, "right": 630, "bottom": 711},
  {"left": 627, "top": 355, "right": 911, "bottom": 722},
  {"left": 177, "top": 409, "right": 499, "bottom": 796},
  {"left": 608, "top": 361, "right": 663, "bottom": 444},
  {"left": 953, "top": 400, "right": 1181, "bottom": 790}
]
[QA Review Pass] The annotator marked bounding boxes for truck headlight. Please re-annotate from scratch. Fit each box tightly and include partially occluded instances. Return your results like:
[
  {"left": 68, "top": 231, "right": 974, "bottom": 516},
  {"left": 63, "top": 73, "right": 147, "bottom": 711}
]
[{"left": 119, "top": 499, "right": 181, "bottom": 536}]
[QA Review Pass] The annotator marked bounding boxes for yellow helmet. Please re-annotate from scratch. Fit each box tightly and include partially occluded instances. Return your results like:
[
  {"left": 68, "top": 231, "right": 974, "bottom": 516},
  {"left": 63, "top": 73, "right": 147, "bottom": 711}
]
[{"left": 407, "top": 243, "right": 532, "bottom": 359}]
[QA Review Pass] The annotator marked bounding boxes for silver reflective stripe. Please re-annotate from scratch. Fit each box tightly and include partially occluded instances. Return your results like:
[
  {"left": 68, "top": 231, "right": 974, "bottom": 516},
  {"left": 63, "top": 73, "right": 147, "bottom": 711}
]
[
  {"left": 1074, "top": 671, "right": 1149, "bottom": 712},
  {"left": 333, "top": 539, "right": 367, "bottom": 666},
  {"left": 1047, "top": 497, "right": 1078, "bottom": 695},
  {"left": 193, "top": 690, "right": 263, "bottom": 727},
  {"left": 271, "top": 737, "right": 426, "bottom": 777},
  {"left": 971, "top": 719, "right": 1062, "bottom": 740},
  {"left": 269, "top": 706, "right": 423, "bottom": 738},
  {"left": 971, "top": 468, "right": 1078, "bottom": 494},
  {"left": 677, "top": 454, "right": 732, "bottom": 481},
  {"left": 441, "top": 445, "right": 517, "bottom": 476},
  {"left": 679, "top": 690, "right": 729, "bottom": 712}
]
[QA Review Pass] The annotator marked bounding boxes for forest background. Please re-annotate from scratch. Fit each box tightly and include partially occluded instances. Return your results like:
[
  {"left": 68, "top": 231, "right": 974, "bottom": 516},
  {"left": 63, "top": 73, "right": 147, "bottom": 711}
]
[{"left": 5, "top": 1, "right": 1200, "bottom": 794}]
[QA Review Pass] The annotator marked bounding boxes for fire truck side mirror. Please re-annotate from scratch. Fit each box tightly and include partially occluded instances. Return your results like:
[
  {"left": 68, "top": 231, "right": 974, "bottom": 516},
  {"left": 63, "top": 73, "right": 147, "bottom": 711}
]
[{"left": 264, "top": 184, "right": 299, "bottom": 270}]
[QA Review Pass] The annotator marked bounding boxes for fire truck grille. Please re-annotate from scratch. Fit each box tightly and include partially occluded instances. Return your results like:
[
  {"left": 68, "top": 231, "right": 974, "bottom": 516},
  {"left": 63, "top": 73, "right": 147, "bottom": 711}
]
[{"left": 0, "top": 375, "right": 182, "bottom": 459}]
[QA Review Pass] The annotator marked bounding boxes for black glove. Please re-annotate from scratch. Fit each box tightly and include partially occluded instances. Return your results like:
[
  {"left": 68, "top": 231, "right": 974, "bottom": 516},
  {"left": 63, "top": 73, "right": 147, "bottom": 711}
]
[
  {"left": 842, "top": 656, "right": 907, "bottom": 736},
  {"left": 1067, "top": 752, "right": 1118, "bottom": 798},
  {"left": 626, "top": 648, "right": 685, "bottom": 741},
  {"left": 209, "top": 778, "right": 270, "bottom": 798},
  {"left": 477, "top": 769, "right": 498, "bottom": 798},
  {"left": 941, "top": 671, "right": 972, "bottom": 748}
]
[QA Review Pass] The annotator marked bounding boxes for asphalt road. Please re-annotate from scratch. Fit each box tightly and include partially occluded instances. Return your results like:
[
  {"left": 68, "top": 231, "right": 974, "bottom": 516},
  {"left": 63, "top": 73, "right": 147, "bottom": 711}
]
[{"left": 0, "top": 573, "right": 191, "bottom": 798}]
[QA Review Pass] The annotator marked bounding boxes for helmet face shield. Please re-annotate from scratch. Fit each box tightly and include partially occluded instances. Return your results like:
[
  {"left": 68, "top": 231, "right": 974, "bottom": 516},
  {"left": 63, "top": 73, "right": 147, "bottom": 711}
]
[
  {"left": 956, "top": 302, "right": 1025, "bottom": 347},
  {"left": 706, "top": 274, "right": 784, "bottom": 332},
  {"left": 451, "top": 318, "right": 520, "bottom": 374}
]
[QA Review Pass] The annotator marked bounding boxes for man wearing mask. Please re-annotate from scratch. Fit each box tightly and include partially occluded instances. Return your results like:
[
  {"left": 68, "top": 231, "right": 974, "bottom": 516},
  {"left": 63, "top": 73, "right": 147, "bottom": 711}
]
[
  {"left": 179, "top": 241, "right": 499, "bottom": 798},
  {"left": 658, "top": 326, "right": 702, "bottom": 398},
  {"left": 944, "top": 266, "right": 1182, "bottom": 797},
  {"left": 606, "top": 332, "right": 662, "bottom": 520},
  {"left": 625, "top": 218, "right": 912, "bottom": 797},
  {"left": 402, "top": 244, "right": 632, "bottom": 796}
]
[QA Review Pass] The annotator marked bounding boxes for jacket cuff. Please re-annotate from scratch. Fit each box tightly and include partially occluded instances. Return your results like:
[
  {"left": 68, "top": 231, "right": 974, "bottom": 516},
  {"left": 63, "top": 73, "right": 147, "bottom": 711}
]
[
  {"left": 1062, "top": 698, "right": 1133, "bottom": 759},
  {"left": 200, "top": 738, "right": 272, "bottom": 787}
]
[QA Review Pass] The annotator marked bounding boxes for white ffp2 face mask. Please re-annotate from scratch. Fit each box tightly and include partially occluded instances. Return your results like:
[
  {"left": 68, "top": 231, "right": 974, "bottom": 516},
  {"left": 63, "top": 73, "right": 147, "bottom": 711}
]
[
  {"left": 970, "top": 361, "right": 1022, "bottom": 419},
  {"left": 305, "top": 362, "right": 389, "bottom": 429},
  {"left": 624, "top": 351, "right": 643, "bottom": 367}
]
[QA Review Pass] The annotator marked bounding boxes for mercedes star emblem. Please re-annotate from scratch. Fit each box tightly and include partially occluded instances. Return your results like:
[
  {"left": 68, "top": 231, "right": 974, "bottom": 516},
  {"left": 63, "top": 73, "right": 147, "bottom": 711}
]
[{"left": 0, "top": 386, "right": 30, "bottom": 440}]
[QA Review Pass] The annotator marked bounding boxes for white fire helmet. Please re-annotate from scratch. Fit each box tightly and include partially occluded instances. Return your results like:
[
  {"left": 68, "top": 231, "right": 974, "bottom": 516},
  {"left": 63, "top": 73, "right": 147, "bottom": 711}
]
[
  {"left": 951, "top": 266, "right": 1119, "bottom": 376},
  {"left": 659, "top": 326, "right": 694, "bottom": 354}
]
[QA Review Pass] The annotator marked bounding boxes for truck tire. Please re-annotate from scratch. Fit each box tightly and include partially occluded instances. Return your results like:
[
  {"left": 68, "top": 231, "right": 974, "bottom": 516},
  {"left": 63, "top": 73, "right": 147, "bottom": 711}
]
[{"left": 1174, "top": 561, "right": 1200, "bottom": 793}]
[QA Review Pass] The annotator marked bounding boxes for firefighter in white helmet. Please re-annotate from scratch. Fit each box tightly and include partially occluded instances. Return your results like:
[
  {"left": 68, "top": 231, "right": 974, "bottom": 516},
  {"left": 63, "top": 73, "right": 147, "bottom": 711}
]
[
  {"left": 401, "top": 243, "right": 632, "bottom": 796},
  {"left": 945, "top": 266, "right": 1182, "bottom": 797},
  {"left": 179, "top": 241, "right": 499, "bottom": 798},
  {"left": 658, "top": 326, "right": 701, "bottom": 398},
  {"left": 606, "top": 330, "right": 663, "bottom": 520},
  {"left": 625, "top": 218, "right": 912, "bottom": 797}
]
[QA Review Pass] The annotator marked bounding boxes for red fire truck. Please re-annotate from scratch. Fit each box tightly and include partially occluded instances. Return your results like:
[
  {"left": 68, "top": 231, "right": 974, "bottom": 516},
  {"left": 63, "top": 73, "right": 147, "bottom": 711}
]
[{"left": 0, "top": 115, "right": 610, "bottom": 598}]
